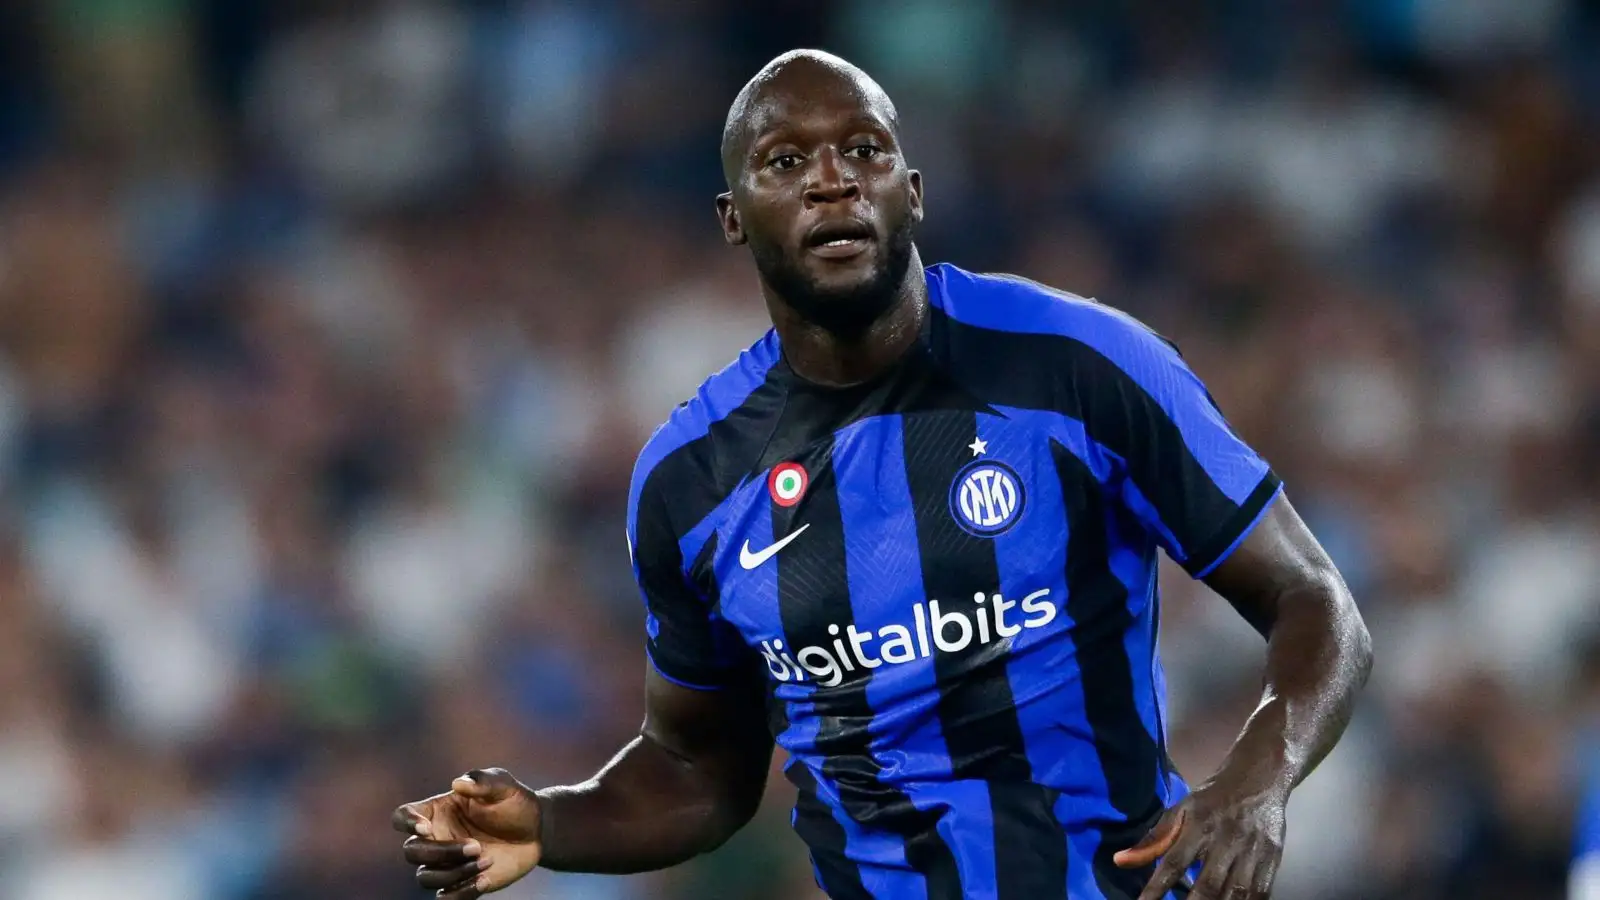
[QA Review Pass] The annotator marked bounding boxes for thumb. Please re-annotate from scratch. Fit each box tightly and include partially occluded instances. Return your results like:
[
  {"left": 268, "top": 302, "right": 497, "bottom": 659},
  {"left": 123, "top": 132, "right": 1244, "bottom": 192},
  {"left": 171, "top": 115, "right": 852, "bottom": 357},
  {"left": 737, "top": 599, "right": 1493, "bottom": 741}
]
[
  {"left": 1113, "top": 806, "right": 1186, "bottom": 869},
  {"left": 451, "top": 767, "right": 520, "bottom": 804}
]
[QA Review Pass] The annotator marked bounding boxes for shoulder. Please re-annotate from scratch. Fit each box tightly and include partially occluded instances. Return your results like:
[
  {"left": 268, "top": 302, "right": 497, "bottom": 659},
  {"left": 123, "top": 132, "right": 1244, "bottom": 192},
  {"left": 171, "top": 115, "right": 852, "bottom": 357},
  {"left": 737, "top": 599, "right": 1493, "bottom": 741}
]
[
  {"left": 628, "top": 329, "right": 783, "bottom": 528},
  {"left": 925, "top": 262, "right": 1184, "bottom": 378}
]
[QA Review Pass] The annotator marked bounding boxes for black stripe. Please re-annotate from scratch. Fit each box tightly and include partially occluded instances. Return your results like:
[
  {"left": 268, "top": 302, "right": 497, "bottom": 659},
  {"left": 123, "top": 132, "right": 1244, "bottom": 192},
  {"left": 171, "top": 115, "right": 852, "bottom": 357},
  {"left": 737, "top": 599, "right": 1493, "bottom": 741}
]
[
  {"left": 903, "top": 410, "right": 1068, "bottom": 899},
  {"left": 777, "top": 438, "right": 962, "bottom": 900},
  {"left": 637, "top": 371, "right": 788, "bottom": 686},
  {"left": 1185, "top": 471, "right": 1282, "bottom": 578},
  {"left": 642, "top": 372, "right": 788, "bottom": 536},
  {"left": 929, "top": 305, "right": 1265, "bottom": 571},
  {"left": 1052, "top": 440, "right": 1164, "bottom": 899},
  {"left": 790, "top": 764, "right": 874, "bottom": 900},
  {"left": 635, "top": 483, "right": 733, "bottom": 687}
]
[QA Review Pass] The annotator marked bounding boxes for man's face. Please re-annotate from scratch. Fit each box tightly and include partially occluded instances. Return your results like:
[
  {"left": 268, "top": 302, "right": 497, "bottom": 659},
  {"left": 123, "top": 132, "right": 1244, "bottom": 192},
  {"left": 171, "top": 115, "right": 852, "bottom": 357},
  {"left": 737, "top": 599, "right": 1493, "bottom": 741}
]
[{"left": 718, "top": 75, "right": 923, "bottom": 335}]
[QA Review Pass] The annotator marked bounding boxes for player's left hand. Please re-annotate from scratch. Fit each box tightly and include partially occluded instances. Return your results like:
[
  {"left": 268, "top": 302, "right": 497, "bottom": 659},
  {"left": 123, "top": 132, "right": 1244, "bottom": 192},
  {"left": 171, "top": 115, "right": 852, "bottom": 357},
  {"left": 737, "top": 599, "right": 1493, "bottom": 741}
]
[{"left": 1112, "top": 777, "right": 1287, "bottom": 900}]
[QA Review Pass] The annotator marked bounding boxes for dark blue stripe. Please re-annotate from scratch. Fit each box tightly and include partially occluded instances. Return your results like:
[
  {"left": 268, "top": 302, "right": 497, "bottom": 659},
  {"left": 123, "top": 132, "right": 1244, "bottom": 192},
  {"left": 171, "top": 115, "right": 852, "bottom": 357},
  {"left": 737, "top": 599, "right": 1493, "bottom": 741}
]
[
  {"left": 835, "top": 415, "right": 948, "bottom": 785},
  {"left": 834, "top": 414, "right": 936, "bottom": 900},
  {"left": 1104, "top": 508, "right": 1175, "bottom": 811}
]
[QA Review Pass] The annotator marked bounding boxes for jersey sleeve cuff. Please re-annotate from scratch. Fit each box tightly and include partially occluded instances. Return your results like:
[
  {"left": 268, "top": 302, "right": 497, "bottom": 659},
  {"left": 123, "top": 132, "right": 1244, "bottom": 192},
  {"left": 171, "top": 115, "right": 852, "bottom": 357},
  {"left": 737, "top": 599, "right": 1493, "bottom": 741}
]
[
  {"left": 646, "top": 646, "right": 734, "bottom": 691},
  {"left": 1183, "top": 472, "right": 1284, "bottom": 579}
]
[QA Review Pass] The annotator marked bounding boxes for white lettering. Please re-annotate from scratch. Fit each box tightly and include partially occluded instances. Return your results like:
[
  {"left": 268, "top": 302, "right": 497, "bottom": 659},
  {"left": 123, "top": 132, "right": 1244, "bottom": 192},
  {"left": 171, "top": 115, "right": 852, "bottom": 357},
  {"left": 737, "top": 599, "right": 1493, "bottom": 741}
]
[
  {"left": 826, "top": 624, "right": 855, "bottom": 672},
  {"left": 760, "top": 590, "right": 1057, "bottom": 686},
  {"left": 993, "top": 592, "right": 1021, "bottom": 637},
  {"left": 760, "top": 641, "right": 792, "bottom": 681},
  {"left": 847, "top": 624, "right": 881, "bottom": 669},
  {"left": 912, "top": 603, "right": 931, "bottom": 658},
  {"left": 796, "top": 646, "right": 843, "bottom": 687},
  {"left": 777, "top": 641, "right": 804, "bottom": 681},
  {"left": 878, "top": 624, "right": 916, "bottom": 663},
  {"left": 1020, "top": 588, "right": 1055, "bottom": 628},
  {"left": 930, "top": 600, "right": 974, "bottom": 652}
]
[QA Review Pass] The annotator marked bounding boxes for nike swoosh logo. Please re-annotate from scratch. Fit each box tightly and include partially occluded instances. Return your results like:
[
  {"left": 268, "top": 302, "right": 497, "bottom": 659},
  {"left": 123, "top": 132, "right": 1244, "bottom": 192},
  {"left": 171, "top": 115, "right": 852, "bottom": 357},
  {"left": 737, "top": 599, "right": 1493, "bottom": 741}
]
[{"left": 739, "top": 524, "right": 811, "bottom": 570}]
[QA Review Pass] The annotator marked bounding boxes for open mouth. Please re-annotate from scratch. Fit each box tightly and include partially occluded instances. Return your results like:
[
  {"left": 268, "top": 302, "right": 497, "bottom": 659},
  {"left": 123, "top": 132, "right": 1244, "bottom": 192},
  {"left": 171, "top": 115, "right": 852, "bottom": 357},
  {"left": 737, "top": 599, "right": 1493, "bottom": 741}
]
[{"left": 805, "top": 219, "right": 874, "bottom": 259}]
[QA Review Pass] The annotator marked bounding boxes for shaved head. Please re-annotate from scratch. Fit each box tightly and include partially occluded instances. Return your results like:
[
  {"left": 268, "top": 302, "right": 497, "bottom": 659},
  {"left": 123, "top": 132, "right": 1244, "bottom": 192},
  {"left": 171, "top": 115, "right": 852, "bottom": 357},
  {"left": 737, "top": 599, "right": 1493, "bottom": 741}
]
[
  {"left": 714, "top": 48, "right": 922, "bottom": 338},
  {"left": 721, "top": 50, "right": 901, "bottom": 187}
]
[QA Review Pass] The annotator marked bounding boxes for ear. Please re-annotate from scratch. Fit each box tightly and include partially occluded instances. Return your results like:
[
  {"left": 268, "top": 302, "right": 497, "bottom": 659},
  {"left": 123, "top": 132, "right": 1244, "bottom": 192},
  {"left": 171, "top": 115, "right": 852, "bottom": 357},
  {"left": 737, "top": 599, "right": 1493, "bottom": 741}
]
[
  {"left": 907, "top": 170, "right": 925, "bottom": 224},
  {"left": 716, "top": 192, "right": 746, "bottom": 246}
]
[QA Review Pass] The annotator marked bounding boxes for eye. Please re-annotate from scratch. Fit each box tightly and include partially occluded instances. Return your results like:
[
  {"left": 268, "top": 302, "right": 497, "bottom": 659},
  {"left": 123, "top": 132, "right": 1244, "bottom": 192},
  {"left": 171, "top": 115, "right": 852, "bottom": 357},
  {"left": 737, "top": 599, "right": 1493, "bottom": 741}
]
[
  {"left": 768, "top": 153, "right": 803, "bottom": 171},
  {"left": 846, "top": 144, "right": 883, "bottom": 161}
]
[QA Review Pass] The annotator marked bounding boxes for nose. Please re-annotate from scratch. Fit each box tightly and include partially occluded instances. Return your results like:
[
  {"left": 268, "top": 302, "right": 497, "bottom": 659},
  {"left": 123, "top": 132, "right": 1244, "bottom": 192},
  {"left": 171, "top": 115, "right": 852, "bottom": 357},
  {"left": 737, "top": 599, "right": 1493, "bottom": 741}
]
[{"left": 803, "top": 147, "right": 860, "bottom": 207}]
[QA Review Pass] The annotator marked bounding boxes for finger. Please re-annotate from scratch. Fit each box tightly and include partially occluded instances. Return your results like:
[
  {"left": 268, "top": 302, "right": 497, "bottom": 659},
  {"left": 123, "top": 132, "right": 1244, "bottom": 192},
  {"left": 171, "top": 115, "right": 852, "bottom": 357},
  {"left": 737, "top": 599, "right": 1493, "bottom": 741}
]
[
  {"left": 1115, "top": 807, "right": 1187, "bottom": 869},
  {"left": 439, "top": 880, "right": 486, "bottom": 900},
  {"left": 1187, "top": 845, "right": 1241, "bottom": 900},
  {"left": 392, "top": 802, "right": 434, "bottom": 837},
  {"left": 403, "top": 836, "right": 482, "bottom": 867},
  {"left": 452, "top": 768, "right": 518, "bottom": 803},
  {"left": 1135, "top": 834, "right": 1204, "bottom": 900},
  {"left": 1249, "top": 838, "right": 1282, "bottom": 898},
  {"left": 416, "top": 858, "right": 491, "bottom": 892}
]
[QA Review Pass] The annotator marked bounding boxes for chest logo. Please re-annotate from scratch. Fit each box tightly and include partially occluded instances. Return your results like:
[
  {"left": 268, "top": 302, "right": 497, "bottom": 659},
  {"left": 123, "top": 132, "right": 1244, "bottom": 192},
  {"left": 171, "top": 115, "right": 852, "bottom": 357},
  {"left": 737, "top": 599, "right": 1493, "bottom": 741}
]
[
  {"left": 739, "top": 524, "right": 811, "bottom": 570},
  {"left": 768, "top": 462, "right": 808, "bottom": 507},
  {"left": 949, "top": 460, "right": 1025, "bottom": 536}
]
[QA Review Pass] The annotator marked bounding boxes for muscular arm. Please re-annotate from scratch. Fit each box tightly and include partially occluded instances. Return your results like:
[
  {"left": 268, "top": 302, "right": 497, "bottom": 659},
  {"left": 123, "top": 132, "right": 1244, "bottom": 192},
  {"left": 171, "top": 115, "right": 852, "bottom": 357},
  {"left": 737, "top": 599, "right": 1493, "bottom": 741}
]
[
  {"left": 534, "top": 667, "right": 774, "bottom": 873},
  {"left": 1198, "top": 496, "right": 1373, "bottom": 803},
  {"left": 1117, "top": 493, "right": 1372, "bottom": 899}
]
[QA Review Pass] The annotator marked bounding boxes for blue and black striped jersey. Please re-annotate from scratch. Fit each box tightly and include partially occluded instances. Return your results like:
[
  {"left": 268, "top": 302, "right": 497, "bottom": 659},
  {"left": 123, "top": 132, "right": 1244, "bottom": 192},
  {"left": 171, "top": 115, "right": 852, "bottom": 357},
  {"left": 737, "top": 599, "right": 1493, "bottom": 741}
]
[
  {"left": 1576, "top": 738, "right": 1600, "bottom": 900},
  {"left": 625, "top": 263, "right": 1282, "bottom": 900}
]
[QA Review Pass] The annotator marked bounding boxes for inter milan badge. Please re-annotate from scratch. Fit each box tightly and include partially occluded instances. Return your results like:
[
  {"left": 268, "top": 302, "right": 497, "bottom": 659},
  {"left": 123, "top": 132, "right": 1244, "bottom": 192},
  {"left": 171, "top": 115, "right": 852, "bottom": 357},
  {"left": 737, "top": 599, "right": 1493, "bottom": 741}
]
[
  {"left": 949, "top": 459, "right": 1025, "bottom": 537},
  {"left": 768, "top": 462, "right": 808, "bottom": 507}
]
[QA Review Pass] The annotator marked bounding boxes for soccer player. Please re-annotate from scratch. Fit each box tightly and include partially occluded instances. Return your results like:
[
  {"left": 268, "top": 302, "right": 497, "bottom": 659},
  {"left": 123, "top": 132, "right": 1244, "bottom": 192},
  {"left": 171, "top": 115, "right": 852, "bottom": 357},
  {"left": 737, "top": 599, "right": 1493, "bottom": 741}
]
[{"left": 392, "top": 50, "right": 1373, "bottom": 900}]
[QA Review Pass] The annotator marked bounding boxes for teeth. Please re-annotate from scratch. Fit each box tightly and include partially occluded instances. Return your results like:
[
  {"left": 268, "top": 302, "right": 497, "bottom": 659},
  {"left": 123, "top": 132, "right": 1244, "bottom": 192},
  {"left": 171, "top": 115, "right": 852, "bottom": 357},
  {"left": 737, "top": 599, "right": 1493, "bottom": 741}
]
[{"left": 823, "top": 238, "right": 857, "bottom": 246}]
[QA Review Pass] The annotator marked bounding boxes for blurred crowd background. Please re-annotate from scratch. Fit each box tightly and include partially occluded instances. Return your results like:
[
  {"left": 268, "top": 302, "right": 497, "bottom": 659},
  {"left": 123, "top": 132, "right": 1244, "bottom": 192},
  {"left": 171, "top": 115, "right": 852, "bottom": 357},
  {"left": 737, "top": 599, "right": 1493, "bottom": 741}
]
[{"left": 2, "top": 1, "right": 1600, "bottom": 898}]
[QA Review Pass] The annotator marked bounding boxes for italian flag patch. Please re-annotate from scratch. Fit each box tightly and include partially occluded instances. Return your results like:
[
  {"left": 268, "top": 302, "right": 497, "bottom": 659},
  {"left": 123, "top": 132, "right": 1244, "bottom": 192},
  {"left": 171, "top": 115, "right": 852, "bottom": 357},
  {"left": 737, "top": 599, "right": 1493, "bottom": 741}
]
[{"left": 768, "top": 462, "right": 808, "bottom": 507}]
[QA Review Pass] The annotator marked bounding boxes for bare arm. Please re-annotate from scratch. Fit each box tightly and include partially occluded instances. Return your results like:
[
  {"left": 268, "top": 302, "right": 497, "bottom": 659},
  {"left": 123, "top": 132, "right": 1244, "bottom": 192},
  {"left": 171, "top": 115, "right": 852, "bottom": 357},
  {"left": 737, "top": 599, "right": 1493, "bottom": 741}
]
[
  {"left": 394, "top": 667, "right": 773, "bottom": 898},
  {"left": 535, "top": 667, "right": 774, "bottom": 872},
  {"left": 1199, "top": 496, "right": 1373, "bottom": 798},
  {"left": 1118, "top": 495, "right": 1373, "bottom": 900}
]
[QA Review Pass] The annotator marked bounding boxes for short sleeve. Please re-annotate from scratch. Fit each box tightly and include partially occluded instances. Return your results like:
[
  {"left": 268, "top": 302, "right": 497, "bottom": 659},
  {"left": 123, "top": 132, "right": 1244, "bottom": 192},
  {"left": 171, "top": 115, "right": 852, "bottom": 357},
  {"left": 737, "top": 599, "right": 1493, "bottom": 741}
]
[
  {"left": 629, "top": 468, "right": 748, "bottom": 690},
  {"left": 1081, "top": 319, "right": 1282, "bottom": 578}
]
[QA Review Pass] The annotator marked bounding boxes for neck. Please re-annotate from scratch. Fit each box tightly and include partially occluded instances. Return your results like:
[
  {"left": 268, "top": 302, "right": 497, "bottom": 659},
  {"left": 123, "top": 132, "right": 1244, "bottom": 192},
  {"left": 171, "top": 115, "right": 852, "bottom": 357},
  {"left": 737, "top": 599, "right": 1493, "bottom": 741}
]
[{"left": 767, "top": 249, "right": 927, "bottom": 388}]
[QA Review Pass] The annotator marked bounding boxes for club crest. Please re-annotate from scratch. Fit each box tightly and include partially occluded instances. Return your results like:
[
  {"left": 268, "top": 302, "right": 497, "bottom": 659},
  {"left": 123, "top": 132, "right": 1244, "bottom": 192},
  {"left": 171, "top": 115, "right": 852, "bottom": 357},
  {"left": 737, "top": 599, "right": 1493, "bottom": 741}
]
[{"left": 949, "top": 460, "right": 1025, "bottom": 536}]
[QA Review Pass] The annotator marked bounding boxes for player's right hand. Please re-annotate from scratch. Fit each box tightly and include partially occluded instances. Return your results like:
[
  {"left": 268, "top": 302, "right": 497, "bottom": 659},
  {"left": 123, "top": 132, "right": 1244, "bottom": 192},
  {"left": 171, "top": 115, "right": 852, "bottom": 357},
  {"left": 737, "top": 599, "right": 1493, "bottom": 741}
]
[{"left": 393, "top": 767, "right": 544, "bottom": 899}]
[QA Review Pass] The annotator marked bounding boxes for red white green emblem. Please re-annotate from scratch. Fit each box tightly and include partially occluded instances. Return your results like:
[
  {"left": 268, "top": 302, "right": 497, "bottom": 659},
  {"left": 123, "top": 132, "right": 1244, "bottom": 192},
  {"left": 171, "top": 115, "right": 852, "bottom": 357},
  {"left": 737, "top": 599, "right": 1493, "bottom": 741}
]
[{"left": 768, "top": 463, "right": 808, "bottom": 507}]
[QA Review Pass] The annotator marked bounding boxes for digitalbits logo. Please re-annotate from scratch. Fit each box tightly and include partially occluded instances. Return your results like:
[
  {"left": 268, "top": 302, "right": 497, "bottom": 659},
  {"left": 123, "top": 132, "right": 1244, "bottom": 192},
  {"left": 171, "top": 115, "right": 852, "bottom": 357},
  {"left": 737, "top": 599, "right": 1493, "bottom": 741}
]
[
  {"left": 759, "top": 589, "right": 1056, "bottom": 687},
  {"left": 949, "top": 460, "right": 1024, "bottom": 536}
]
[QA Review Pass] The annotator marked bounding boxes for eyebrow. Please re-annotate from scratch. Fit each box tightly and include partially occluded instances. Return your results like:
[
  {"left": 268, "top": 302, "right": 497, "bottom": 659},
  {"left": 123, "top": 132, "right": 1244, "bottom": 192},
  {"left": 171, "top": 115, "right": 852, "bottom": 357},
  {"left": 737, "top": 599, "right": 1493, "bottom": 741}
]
[{"left": 747, "top": 112, "right": 893, "bottom": 157}]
